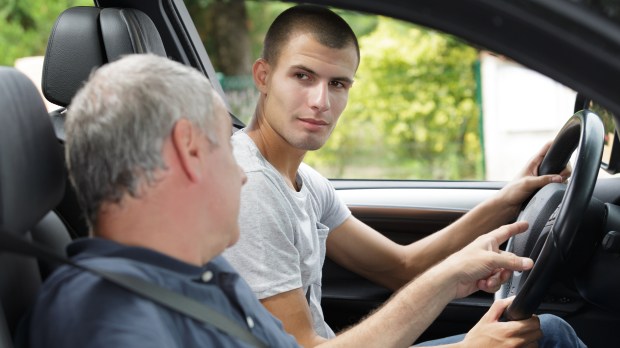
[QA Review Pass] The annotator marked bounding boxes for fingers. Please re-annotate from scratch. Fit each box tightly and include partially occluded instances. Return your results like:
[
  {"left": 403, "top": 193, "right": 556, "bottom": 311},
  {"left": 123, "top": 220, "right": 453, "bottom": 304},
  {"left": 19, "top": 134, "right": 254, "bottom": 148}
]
[
  {"left": 467, "top": 300, "right": 542, "bottom": 347},
  {"left": 501, "top": 141, "right": 568, "bottom": 212},
  {"left": 529, "top": 140, "right": 573, "bottom": 181},
  {"left": 499, "top": 174, "right": 563, "bottom": 210},
  {"left": 499, "top": 267, "right": 513, "bottom": 282},
  {"left": 479, "top": 268, "right": 513, "bottom": 293},
  {"left": 484, "top": 271, "right": 503, "bottom": 291},
  {"left": 487, "top": 221, "right": 529, "bottom": 246},
  {"left": 455, "top": 222, "right": 533, "bottom": 296},
  {"left": 498, "top": 251, "right": 534, "bottom": 272},
  {"left": 479, "top": 222, "right": 534, "bottom": 272},
  {"left": 480, "top": 300, "right": 542, "bottom": 341},
  {"left": 559, "top": 163, "right": 572, "bottom": 181},
  {"left": 480, "top": 297, "right": 515, "bottom": 323},
  {"left": 521, "top": 174, "right": 563, "bottom": 192},
  {"left": 514, "top": 316, "right": 543, "bottom": 346},
  {"left": 524, "top": 141, "right": 553, "bottom": 176},
  {"left": 470, "top": 223, "right": 533, "bottom": 293},
  {"left": 483, "top": 223, "right": 534, "bottom": 271}
]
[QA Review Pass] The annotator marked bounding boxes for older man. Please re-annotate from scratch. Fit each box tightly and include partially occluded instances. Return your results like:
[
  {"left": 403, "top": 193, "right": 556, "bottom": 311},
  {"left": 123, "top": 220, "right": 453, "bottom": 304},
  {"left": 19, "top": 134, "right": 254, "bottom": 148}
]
[{"left": 29, "top": 54, "right": 298, "bottom": 347}]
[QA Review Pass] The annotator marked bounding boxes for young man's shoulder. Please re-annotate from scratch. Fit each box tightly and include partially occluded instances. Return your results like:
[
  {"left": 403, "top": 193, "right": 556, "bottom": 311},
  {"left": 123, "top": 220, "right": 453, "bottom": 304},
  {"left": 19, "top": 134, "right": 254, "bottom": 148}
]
[
  {"left": 298, "top": 162, "right": 330, "bottom": 186},
  {"left": 231, "top": 130, "right": 267, "bottom": 173}
]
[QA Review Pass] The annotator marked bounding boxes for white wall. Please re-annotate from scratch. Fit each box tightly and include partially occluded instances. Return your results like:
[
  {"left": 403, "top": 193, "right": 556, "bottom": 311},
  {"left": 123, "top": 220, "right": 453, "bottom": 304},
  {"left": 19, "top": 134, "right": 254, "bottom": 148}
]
[
  {"left": 14, "top": 56, "right": 60, "bottom": 112},
  {"left": 481, "top": 53, "right": 577, "bottom": 180}
]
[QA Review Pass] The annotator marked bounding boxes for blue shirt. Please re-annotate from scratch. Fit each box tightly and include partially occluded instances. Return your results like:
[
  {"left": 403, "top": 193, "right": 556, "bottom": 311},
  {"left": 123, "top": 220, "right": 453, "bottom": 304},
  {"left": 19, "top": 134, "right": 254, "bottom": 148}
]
[{"left": 29, "top": 238, "right": 299, "bottom": 347}]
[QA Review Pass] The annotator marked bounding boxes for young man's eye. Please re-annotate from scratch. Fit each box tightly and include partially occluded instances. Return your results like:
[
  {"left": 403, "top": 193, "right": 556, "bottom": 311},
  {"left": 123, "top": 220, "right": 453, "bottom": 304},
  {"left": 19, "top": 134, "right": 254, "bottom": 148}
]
[
  {"left": 330, "top": 81, "right": 346, "bottom": 89},
  {"left": 295, "top": 73, "right": 309, "bottom": 80}
]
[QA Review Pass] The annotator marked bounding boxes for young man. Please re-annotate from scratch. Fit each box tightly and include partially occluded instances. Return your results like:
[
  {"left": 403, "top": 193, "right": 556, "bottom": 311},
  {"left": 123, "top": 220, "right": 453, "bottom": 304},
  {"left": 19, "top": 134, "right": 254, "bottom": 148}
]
[
  {"left": 29, "top": 54, "right": 299, "bottom": 347},
  {"left": 223, "top": 5, "right": 584, "bottom": 347}
]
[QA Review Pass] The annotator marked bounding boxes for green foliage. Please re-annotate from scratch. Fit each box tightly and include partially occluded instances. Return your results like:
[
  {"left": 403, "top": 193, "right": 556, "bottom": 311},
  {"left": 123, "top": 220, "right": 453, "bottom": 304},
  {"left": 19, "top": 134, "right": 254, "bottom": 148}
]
[
  {"left": 305, "top": 18, "right": 483, "bottom": 180},
  {"left": 0, "top": 0, "right": 92, "bottom": 66},
  {"left": 6, "top": 0, "right": 484, "bottom": 181},
  {"left": 337, "top": 10, "right": 378, "bottom": 38},
  {"left": 245, "top": 1, "right": 292, "bottom": 60}
]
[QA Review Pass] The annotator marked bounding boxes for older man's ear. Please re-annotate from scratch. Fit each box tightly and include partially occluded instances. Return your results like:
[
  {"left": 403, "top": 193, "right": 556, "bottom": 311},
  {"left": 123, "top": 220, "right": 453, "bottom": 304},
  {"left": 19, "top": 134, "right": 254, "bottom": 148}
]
[{"left": 170, "top": 118, "right": 203, "bottom": 183}]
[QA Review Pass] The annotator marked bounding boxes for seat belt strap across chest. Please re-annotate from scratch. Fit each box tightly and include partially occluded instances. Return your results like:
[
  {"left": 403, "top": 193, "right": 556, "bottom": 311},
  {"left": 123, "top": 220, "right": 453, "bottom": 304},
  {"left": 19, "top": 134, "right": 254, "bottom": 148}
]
[{"left": 0, "top": 231, "right": 267, "bottom": 348}]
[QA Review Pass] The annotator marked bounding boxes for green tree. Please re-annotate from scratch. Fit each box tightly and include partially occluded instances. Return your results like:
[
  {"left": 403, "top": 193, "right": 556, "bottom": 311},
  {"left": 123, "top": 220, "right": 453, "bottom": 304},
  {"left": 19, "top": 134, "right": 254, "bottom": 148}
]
[
  {"left": 306, "top": 18, "right": 482, "bottom": 180},
  {"left": 188, "top": 0, "right": 252, "bottom": 76},
  {"left": 0, "top": 0, "right": 91, "bottom": 66}
]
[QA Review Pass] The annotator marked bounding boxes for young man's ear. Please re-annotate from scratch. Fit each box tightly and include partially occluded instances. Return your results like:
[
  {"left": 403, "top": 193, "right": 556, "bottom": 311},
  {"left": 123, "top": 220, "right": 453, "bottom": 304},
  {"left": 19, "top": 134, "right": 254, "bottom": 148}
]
[
  {"left": 171, "top": 118, "right": 202, "bottom": 182},
  {"left": 253, "top": 58, "right": 270, "bottom": 94}
]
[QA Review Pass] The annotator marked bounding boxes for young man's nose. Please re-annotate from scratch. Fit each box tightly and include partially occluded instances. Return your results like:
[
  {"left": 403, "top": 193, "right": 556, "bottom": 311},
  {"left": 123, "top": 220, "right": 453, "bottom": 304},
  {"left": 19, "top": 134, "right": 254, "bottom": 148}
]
[{"left": 309, "top": 83, "right": 330, "bottom": 112}]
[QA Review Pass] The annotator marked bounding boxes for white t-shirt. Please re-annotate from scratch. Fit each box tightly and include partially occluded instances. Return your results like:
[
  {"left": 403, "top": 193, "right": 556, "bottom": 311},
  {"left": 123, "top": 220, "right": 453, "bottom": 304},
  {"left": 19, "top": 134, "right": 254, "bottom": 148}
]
[{"left": 224, "top": 130, "right": 351, "bottom": 338}]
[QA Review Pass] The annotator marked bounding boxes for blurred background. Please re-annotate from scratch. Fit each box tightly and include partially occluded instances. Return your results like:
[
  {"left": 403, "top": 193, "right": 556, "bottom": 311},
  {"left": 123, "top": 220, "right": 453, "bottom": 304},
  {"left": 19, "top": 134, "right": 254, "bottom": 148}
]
[{"left": 2, "top": 0, "right": 577, "bottom": 181}]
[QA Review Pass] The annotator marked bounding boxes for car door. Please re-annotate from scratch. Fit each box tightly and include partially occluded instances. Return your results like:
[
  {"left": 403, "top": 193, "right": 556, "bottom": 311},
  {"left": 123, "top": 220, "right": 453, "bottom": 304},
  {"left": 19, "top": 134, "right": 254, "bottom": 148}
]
[{"left": 323, "top": 180, "right": 500, "bottom": 340}]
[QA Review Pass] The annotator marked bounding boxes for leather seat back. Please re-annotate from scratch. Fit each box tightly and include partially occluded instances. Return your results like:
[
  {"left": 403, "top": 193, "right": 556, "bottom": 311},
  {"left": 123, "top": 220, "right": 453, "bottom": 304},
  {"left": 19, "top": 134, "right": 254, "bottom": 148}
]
[
  {"left": 42, "top": 6, "right": 168, "bottom": 238},
  {"left": 0, "top": 67, "right": 68, "bottom": 347}
]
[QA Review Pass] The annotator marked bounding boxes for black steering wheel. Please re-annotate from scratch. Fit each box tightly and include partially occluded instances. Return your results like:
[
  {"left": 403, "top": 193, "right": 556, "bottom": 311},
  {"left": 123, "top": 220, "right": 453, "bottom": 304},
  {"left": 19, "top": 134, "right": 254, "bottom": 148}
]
[{"left": 495, "top": 110, "right": 604, "bottom": 321}]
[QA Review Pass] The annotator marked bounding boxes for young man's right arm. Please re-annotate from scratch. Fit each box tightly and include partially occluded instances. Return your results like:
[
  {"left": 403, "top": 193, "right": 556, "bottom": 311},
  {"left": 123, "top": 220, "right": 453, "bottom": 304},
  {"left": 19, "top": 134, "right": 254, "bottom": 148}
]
[
  {"left": 261, "top": 288, "right": 330, "bottom": 347},
  {"left": 262, "top": 222, "right": 541, "bottom": 348}
]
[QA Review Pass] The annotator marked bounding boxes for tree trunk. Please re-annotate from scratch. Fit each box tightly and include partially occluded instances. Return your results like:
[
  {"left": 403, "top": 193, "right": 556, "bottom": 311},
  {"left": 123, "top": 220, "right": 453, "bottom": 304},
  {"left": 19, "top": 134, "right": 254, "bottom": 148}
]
[{"left": 188, "top": 0, "right": 251, "bottom": 76}]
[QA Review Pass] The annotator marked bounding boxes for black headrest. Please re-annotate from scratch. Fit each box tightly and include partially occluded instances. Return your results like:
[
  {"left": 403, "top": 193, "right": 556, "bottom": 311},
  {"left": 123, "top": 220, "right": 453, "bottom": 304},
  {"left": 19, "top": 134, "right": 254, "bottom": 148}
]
[
  {"left": 100, "top": 8, "right": 167, "bottom": 59},
  {"left": 42, "top": 6, "right": 166, "bottom": 107},
  {"left": 0, "top": 68, "right": 66, "bottom": 235}
]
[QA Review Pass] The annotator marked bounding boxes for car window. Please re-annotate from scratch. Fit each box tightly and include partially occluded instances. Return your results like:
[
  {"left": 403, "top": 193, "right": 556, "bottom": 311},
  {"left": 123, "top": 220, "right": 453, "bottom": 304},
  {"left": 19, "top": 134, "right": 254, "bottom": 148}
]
[
  {"left": 189, "top": 0, "right": 585, "bottom": 182},
  {"left": 1, "top": 1, "right": 609, "bottom": 182}
]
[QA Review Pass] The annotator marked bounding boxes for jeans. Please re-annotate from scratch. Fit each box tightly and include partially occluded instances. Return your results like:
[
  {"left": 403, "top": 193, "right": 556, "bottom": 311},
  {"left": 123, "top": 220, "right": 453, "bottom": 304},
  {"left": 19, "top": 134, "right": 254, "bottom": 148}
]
[{"left": 415, "top": 314, "right": 586, "bottom": 347}]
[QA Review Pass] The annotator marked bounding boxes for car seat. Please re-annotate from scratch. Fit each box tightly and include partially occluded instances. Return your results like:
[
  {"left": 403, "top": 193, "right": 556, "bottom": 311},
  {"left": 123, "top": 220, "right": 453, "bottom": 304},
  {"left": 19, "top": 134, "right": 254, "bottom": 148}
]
[
  {"left": 42, "top": 6, "right": 168, "bottom": 238},
  {"left": 0, "top": 67, "right": 69, "bottom": 347}
]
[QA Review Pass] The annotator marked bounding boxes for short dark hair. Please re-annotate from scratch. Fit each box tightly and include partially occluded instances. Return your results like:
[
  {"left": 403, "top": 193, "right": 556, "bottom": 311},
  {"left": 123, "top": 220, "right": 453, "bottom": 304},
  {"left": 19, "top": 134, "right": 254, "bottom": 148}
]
[{"left": 262, "top": 5, "right": 360, "bottom": 67}]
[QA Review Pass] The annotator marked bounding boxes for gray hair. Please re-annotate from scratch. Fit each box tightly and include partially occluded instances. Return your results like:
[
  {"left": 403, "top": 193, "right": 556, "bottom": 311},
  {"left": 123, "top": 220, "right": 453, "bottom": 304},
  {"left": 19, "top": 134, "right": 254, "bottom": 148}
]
[{"left": 66, "top": 54, "right": 219, "bottom": 228}]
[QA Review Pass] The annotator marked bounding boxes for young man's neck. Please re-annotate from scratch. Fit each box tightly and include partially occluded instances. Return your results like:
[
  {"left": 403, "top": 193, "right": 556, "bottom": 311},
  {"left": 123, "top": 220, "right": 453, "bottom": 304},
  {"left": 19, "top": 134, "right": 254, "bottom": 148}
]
[{"left": 246, "top": 117, "right": 305, "bottom": 191}]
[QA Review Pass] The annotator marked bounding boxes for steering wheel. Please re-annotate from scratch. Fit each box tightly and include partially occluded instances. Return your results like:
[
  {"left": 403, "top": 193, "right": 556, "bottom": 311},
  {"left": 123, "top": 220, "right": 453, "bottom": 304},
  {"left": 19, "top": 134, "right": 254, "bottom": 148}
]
[{"left": 495, "top": 110, "right": 604, "bottom": 321}]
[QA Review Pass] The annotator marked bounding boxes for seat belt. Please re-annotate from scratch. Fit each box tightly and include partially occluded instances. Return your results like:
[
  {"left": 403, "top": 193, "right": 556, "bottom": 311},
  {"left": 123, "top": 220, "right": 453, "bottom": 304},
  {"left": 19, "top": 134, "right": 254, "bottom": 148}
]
[{"left": 0, "top": 231, "right": 267, "bottom": 348}]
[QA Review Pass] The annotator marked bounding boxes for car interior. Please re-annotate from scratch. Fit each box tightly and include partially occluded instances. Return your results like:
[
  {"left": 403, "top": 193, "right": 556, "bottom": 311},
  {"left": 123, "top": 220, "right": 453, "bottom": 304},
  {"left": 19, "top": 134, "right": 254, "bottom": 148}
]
[{"left": 1, "top": 1, "right": 620, "bottom": 347}]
